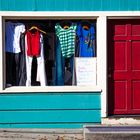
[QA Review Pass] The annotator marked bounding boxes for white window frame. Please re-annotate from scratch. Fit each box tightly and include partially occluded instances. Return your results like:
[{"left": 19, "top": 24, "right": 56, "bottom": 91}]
[{"left": 0, "top": 12, "right": 102, "bottom": 93}]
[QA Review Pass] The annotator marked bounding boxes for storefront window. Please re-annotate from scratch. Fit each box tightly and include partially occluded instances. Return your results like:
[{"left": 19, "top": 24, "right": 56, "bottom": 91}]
[{"left": 5, "top": 19, "right": 96, "bottom": 88}]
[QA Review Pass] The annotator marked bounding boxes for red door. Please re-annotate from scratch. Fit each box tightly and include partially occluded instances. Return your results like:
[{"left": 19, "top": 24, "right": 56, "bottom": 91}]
[{"left": 108, "top": 19, "right": 140, "bottom": 115}]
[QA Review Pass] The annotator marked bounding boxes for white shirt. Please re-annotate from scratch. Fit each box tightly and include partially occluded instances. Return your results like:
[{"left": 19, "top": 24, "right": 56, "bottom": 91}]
[{"left": 5, "top": 22, "right": 25, "bottom": 53}]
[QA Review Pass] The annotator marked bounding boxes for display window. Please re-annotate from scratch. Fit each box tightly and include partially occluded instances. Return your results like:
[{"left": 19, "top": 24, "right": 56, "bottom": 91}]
[{"left": 4, "top": 18, "right": 96, "bottom": 88}]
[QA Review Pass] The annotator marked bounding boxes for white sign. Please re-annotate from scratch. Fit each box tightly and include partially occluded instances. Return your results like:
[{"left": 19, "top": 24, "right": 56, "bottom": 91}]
[{"left": 75, "top": 58, "right": 97, "bottom": 86}]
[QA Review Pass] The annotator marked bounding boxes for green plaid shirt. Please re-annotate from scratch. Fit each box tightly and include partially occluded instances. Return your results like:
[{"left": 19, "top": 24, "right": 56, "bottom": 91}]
[{"left": 55, "top": 23, "right": 77, "bottom": 58}]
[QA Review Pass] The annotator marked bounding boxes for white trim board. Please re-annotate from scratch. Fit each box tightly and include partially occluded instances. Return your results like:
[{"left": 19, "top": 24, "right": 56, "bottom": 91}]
[
  {"left": 0, "top": 11, "right": 140, "bottom": 17},
  {"left": 3, "top": 86, "right": 102, "bottom": 93}
]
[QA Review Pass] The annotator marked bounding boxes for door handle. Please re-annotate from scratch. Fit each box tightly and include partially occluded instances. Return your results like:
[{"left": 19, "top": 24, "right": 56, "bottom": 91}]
[{"left": 108, "top": 74, "right": 112, "bottom": 78}]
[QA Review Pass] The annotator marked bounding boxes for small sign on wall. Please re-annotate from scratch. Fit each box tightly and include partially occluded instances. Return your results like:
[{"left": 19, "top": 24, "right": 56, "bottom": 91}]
[{"left": 75, "top": 57, "right": 97, "bottom": 86}]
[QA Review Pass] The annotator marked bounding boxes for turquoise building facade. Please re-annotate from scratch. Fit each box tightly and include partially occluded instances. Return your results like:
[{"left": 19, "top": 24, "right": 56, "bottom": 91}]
[
  {"left": 0, "top": 0, "right": 140, "bottom": 128},
  {"left": 0, "top": 0, "right": 139, "bottom": 11}
]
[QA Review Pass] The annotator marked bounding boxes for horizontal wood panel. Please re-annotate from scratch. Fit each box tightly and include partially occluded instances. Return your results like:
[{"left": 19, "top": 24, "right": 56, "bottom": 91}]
[
  {"left": 0, "top": 0, "right": 139, "bottom": 11},
  {"left": 0, "top": 110, "right": 100, "bottom": 123},
  {"left": 0, "top": 123, "right": 96, "bottom": 128},
  {"left": 0, "top": 93, "right": 101, "bottom": 110}
]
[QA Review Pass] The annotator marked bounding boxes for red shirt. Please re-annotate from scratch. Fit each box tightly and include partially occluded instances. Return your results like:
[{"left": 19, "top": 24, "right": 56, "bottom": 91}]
[{"left": 26, "top": 30, "right": 40, "bottom": 56}]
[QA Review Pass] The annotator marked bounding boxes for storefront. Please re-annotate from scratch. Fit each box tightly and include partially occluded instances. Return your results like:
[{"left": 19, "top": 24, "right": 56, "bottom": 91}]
[{"left": 0, "top": 0, "right": 140, "bottom": 128}]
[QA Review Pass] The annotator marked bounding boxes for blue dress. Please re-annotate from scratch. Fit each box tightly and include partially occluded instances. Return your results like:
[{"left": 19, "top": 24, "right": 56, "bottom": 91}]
[{"left": 77, "top": 23, "right": 95, "bottom": 57}]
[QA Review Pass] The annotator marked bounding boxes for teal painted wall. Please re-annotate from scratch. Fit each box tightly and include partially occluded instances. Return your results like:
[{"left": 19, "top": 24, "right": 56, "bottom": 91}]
[
  {"left": 0, "top": 93, "right": 101, "bottom": 128},
  {"left": 0, "top": 0, "right": 106, "bottom": 129},
  {"left": 0, "top": 0, "right": 140, "bottom": 11}
]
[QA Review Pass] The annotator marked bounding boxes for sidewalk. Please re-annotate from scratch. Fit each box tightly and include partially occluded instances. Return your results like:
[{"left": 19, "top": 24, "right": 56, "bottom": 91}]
[{"left": 0, "top": 129, "right": 83, "bottom": 140}]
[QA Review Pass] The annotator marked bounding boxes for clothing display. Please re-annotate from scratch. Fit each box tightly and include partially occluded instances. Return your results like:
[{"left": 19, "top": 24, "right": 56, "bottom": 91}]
[
  {"left": 26, "top": 30, "right": 40, "bottom": 57},
  {"left": 5, "top": 20, "right": 96, "bottom": 87},
  {"left": 55, "top": 22, "right": 76, "bottom": 85},
  {"left": 5, "top": 22, "right": 25, "bottom": 53},
  {"left": 6, "top": 52, "right": 20, "bottom": 86},
  {"left": 77, "top": 23, "right": 95, "bottom": 57},
  {"left": 19, "top": 33, "right": 27, "bottom": 86},
  {"left": 55, "top": 37, "right": 74, "bottom": 85},
  {"left": 55, "top": 23, "right": 77, "bottom": 58},
  {"left": 25, "top": 33, "right": 47, "bottom": 86},
  {"left": 5, "top": 22, "right": 25, "bottom": 86}
]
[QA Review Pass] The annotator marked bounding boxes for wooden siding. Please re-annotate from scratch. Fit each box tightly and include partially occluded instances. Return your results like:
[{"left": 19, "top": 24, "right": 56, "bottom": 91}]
[
  {"left": 0, "top": 93, "right": 101, "bottom": 128},
  {"left": 0, "top": 0, "right": 140, "bottom": 11}
]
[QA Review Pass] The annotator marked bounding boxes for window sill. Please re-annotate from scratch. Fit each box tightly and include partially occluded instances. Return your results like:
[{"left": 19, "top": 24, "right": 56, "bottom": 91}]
[{"left": 1, "top": 86, "right": 102, "bottom": 93}]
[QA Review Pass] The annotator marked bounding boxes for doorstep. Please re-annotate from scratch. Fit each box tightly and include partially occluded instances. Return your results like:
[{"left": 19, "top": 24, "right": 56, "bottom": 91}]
[
  {"left": 102, "top": 116, "right": 140, "bottom": 125},
  {"left": 84, "top": 125, "right": 140, "bottom": 140}
]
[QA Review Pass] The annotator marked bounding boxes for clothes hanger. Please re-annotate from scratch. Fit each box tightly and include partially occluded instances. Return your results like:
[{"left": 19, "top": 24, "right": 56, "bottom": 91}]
[
  {"left": 83, "top": 25, "right": 89, "bottom": 30},
  {"left": 81, "top": 21, "right": 91, "bottom": 30},
  {"left": 63, "top": 25, "right": 70, "bottom": 29},
  {"left": 60, "top": 20, "right": 71, "bottom": 29},
  {"left": 29, "top": 26, "right": 47, "bottom": 34}
]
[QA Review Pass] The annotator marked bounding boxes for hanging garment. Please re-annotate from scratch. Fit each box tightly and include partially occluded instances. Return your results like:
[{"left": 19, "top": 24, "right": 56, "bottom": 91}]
[
  {"left": 55, "top": 23, "right": 77, "bottom": 58},
  {"left": 55, "top": 37, "right": 74, "bottom": 85},
  {"left": 18, "top": 33, "right": 27, "bottom": 86},
  {"left": 6, "top": 52, "right": 20, "bottom": 86},
  {"left": 36, "top": 34, "right": 47, "bottom": 86},
  {"left": 5, "top": 22, "right": 25, "bottom": 87},
  {"left": 25, "top": 33, "right": 47, "bottom": 86},
  {"left": 54, "top": 37, "right": 64, "bottom": 85},
  {"left": 5, "top": 22, "right": 25, "bottom": 53},
  {"left": 26, "top": 30, "right": 40, "bottom": 57},
  {"left": 77, "top": 23, "right": 95, "bottom": 57}
]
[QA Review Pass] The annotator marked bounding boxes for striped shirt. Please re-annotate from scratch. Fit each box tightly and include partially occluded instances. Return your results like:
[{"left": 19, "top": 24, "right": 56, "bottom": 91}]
[{"left": 55, "top": 23, "right": 77, "bottom": 58}]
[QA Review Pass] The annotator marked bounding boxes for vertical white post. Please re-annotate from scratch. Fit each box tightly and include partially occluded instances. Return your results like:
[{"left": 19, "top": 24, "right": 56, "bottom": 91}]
[
  {"left": 97, "top": 16, "right": 107, "bottom": 118},
  {"left": 0, "top": 16, "right": 4, "bottom": 91}
]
